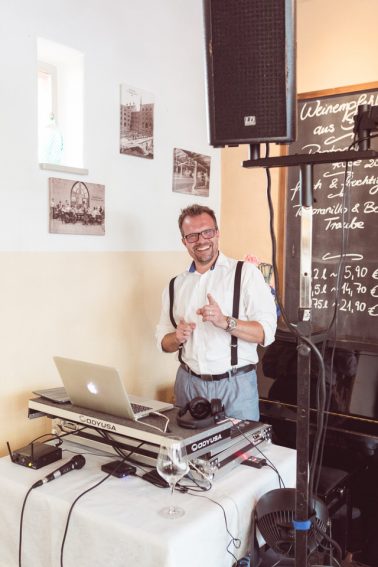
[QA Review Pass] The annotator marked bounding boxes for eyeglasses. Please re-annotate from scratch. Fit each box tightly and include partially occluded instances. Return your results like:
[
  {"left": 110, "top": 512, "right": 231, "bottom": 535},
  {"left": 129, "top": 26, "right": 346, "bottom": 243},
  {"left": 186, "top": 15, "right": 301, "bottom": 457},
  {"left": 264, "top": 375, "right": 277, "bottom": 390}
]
[{"left": 183, "top": 228, "right": 217, "bottom": 243}]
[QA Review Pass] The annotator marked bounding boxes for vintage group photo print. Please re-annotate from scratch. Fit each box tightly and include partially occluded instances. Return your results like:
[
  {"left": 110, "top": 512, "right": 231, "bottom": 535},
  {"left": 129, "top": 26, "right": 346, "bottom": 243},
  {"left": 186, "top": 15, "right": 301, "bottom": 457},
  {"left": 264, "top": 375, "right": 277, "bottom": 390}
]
[{"left": 49, "top": 177, "right": 105, "bottom": 236}]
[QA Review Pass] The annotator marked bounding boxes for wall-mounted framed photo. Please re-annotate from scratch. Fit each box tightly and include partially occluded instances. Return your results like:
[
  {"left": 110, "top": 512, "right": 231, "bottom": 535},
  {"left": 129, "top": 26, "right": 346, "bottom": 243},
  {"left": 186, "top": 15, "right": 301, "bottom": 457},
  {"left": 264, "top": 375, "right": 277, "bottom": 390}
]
[
  {"left": 120, "top": 84, "right": 154, "bottom": 159},
  {"left": 49, "top": 177, "right": 105, "bottom": 236},
  {"left": 172, "top": 148, "right": 210, "bottom": 197}
]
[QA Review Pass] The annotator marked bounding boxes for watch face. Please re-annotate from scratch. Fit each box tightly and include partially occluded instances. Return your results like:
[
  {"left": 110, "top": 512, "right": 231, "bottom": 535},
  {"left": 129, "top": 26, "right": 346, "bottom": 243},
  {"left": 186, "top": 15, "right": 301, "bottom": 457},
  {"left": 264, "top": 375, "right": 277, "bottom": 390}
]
[{"left": 227, "top": 317, "right": 237, "bottom": 332}]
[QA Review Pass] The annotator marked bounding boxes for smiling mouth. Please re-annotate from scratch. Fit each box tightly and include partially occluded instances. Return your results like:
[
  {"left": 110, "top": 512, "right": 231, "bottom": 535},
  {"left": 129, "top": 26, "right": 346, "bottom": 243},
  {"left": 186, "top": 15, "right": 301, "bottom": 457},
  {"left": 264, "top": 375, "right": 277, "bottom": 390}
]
[{"left": 195, "top": 244, "right": 212, "bottom": 252}]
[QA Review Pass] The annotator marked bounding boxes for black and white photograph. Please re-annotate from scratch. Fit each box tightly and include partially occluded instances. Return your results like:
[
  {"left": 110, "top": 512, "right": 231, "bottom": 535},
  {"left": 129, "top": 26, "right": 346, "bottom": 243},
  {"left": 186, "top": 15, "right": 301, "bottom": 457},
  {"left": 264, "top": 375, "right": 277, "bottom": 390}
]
[
  {"left": 49, "top": 177, "right": 105, "bottom": 236},
  {"left": 120, "top": 84, "right": 154, "bottom": 159},
  {"left": 172, "top": 148, "right": 210, "bottom": 197}
]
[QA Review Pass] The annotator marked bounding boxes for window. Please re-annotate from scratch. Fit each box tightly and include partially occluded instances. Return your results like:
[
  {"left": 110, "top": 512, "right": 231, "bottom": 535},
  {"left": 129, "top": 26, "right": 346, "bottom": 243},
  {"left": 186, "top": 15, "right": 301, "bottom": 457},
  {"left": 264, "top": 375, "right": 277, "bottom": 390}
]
[
  {"left": 38, "top": 62, "right": 61, "bottom": 163},
  {"left": 37, "top": 37, "right": 86, "bottom": 173}
]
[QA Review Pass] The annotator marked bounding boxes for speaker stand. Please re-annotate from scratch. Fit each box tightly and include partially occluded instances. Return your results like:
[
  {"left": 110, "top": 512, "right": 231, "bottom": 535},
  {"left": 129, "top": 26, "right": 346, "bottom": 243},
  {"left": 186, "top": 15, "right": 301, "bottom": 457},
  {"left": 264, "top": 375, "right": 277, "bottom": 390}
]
[
  {"left": 294, "top": 163, "right": 313, "bottom": 566},
  {"left": 243, "top": 146, "right": 373, "bottom": 567}
]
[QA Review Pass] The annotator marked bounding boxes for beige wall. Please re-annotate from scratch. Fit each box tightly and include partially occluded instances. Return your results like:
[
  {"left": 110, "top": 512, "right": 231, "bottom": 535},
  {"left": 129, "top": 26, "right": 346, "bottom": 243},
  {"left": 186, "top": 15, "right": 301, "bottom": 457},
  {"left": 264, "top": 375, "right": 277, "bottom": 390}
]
[
  {"left": 0, "top": 251, "right": 188, "bottom": 455},
  {"left": 220, "top": 145, "right": 284, "bottom": 268}
]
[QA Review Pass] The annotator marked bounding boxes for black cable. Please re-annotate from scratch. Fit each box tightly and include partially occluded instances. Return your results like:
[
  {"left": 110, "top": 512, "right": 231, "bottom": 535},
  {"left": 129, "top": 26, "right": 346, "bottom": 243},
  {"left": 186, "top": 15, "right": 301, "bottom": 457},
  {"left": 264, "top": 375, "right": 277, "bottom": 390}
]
[
  {"left": 262, "top": 127, "right": 377, "bottom": 563},
  {"left": 184, "top": 475, "right": 212, "bottom": 492},
  {"left": 57, "top": 429, "right": 150, "bottom": 565},
  {"left": 26, "top": 425, "right": 91, "bottom": 447},
  {"left": 262, "top": 147, "right": 361, "bottom": 512},
  {"left": 264, "top": 149, "right": 297, "bottom": 341},
  {"left": 254, "top": 444, "right": 285, "bottom": 489},
  {"left": 189, "top": 492, "right": 241, "bottom": 563},
  {"left": 116, "top": 441, "right": 238, "bottom": 561},
  {"left": 27, "top": 432, "right": 63, "bottom": 446},
  {"left": 62, "top": 446, "right": 120, "bottom": 459},
  {"left": 60, "top": 469, "right": 117, "bottom": 567},
  {"left": 16, "top": 428, "right": 108, "bottom": 567},
  {"left": 282, "top": 134, "right": 370, "bottom": 558},
  {"left": 16, "top": 431, "right": 88, "bottom": 567},
  {"left": 262, "top": 152, "right": 344, "bottom": 567},
  {"left": 296, "top": 152, "right": 353, "bottom": 504},
  {"left": 18, "top": 486, "right": 34, "bottom": 567},
  {"left": 263, "top": 159, "right": 328, "bottom": 501},
  {"left": 53, "top": 423, "right": 94, "bottom": 446},
  {"left": 350, "top": 131, "right": 378, "bottom": 150},
  {"left": 230, "top": 419, "right": 286, "bottom": 489},
  {"left": 97, "top": 429, "right": 150, "bottom": 472},
  {"left": 306, "top": 340, "right": 327, "bottom": 503},
  {"left": 313, "top": 520, "right": 343, "bottom": 564},
  {"left": 312, "top": 148, "right": 356, "bottom": 497}
]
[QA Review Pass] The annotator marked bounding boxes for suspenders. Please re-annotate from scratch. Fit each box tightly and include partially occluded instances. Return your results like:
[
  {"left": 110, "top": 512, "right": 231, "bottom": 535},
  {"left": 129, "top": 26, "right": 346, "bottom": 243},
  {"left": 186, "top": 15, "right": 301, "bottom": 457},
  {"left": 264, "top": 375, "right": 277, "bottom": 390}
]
[
  {"left": 231, "top": 260, "right": 243, "bottom": 366},
  {"left": 168, "top": 260, "right": 243, "bottom": 367},
  {"left": 169, "top": 275, "right": 184, "bottom": 364}
]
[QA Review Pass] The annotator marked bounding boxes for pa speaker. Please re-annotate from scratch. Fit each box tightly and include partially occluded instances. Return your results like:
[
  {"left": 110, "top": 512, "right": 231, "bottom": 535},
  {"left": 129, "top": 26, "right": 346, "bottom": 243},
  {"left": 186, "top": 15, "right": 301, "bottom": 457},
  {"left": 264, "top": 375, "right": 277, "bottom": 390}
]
[{"left": 203, "top": 0, "right": 297, "bottom": 147}]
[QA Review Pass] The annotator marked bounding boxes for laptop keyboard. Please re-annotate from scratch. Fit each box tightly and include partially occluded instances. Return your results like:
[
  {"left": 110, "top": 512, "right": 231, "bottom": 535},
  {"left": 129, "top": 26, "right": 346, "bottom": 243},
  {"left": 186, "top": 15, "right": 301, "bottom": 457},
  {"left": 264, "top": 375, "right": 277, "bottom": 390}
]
[
  {"left": 131, "top": 402, "right": 152, "bottom": 414},
  {"left": 33, "top": 387, "right": 70, "bottom": 403}
]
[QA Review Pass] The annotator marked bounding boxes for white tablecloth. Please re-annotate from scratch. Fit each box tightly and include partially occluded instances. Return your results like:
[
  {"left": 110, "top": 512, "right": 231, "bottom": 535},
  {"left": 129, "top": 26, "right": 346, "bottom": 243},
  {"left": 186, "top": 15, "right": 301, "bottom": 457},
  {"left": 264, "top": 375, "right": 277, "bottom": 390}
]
[{"left": 0, "top": 441, "right": 296, "bottom": 567}]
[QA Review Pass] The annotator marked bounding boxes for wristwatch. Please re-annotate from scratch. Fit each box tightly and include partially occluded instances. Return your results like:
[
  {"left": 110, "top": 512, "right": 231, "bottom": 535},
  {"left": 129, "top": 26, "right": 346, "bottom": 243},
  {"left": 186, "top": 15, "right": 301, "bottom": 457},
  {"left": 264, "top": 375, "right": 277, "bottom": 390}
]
[{"left": 225, "top": 316, "right": 237, "bottom": 333}]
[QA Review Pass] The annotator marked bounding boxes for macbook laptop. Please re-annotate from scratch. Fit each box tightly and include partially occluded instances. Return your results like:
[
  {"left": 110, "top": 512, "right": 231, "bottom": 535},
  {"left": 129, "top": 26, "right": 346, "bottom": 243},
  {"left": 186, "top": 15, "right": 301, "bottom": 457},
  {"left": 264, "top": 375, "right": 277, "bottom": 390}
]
[{"left": 34, "top": 356, "right": 173, "bottom": 421}]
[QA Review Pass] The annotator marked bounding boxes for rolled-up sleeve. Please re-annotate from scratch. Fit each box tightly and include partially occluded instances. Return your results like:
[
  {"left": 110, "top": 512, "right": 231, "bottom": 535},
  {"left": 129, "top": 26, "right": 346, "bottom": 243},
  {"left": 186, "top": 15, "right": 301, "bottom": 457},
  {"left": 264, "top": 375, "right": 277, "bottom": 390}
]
[{"left": 243, "top": 264, "right": 277, "bottom": 347}]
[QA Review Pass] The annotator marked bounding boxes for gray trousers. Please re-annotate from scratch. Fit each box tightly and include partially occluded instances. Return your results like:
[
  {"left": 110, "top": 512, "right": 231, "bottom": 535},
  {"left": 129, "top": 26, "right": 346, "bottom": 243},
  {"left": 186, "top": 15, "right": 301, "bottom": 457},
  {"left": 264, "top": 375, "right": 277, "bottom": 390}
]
[{"left": 174, "top": 364, "right": 260, "bottom": 421}]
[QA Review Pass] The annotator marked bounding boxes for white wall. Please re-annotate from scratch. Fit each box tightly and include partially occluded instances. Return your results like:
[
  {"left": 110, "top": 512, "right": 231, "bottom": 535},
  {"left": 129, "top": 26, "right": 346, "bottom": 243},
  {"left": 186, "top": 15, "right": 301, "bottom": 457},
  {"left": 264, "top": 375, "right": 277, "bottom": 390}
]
[
  {"left": 0, "top": 0, "right": 220, "bottom": 252},
  {"left": 0, "top": 0, "right": 221, "bottom": 454}
]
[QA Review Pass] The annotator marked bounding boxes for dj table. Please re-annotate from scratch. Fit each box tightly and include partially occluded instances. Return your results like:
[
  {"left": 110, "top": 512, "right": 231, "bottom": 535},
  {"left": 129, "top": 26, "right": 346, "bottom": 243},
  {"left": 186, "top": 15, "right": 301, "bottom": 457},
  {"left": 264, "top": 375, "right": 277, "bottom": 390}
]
[
  {"left": 0, "top": 439, "right": 296, "bottom": 567},
  {"left": 27, "top": 397, "right": 273, "bottom": 476}
]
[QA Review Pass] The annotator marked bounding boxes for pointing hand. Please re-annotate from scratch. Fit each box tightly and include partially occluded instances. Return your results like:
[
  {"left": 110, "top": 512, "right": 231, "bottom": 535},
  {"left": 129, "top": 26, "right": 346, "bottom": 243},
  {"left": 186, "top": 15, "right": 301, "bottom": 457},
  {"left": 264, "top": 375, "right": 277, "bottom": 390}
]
[{"left": 197, "top": 293, "right": 226, "bottom": 328}]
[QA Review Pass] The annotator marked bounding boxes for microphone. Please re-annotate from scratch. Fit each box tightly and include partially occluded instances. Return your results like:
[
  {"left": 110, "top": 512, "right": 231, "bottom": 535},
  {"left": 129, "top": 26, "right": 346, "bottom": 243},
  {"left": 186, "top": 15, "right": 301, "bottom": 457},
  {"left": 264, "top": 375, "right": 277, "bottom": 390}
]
[{"left": 32, "top": 454, "right": 86, "bottom": 488}]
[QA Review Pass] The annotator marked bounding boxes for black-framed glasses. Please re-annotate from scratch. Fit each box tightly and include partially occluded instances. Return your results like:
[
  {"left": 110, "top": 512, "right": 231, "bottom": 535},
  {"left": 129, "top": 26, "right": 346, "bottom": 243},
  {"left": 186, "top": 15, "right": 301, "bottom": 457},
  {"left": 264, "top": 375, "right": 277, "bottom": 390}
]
[{"left": 183, "top": 228, "right": 217, "bottom": 243}]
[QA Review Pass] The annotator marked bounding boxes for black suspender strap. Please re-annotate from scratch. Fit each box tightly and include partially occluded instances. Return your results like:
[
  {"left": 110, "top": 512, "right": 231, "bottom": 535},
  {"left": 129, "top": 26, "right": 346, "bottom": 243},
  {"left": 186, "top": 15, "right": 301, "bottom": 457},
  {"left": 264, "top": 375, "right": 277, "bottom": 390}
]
[
  {"left": 169, "top": 276, "right": 183, "bottom": 363},
  {"left": 168, "top": 277, "right": 177, "bottom": 329},
  {"left": 231, "top": 261, "right": 243, "bottom": 366}
]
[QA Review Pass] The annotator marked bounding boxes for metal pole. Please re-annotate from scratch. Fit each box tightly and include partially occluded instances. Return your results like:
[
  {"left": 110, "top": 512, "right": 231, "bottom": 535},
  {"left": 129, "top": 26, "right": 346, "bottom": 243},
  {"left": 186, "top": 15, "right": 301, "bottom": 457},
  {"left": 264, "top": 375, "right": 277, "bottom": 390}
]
[{"left": 295, "top": 163, "right": 313, "bottom": 567}]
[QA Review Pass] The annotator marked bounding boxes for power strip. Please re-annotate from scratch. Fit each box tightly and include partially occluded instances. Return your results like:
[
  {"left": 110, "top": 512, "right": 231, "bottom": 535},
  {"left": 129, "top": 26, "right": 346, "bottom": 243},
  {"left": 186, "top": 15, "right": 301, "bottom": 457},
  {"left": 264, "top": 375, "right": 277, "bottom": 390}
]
[{"left": 241, "top": 456, "right": 266, "bottom": 469}]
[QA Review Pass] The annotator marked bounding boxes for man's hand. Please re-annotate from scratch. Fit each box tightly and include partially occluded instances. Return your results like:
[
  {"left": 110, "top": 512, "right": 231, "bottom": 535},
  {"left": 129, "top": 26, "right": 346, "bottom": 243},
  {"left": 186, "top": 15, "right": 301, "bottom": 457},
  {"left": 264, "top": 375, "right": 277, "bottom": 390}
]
[
  {"left": 196, "top": 292, "right": 265, "bottom": 343},
  {"left": 176, "top": 319, "right": 196, "bottom": 344},
  {"left": 197, "top": 293, "right": 227, "bottom": 329},
  {"left": 161, "top": 319, "right": 196, "bottom": 353}
]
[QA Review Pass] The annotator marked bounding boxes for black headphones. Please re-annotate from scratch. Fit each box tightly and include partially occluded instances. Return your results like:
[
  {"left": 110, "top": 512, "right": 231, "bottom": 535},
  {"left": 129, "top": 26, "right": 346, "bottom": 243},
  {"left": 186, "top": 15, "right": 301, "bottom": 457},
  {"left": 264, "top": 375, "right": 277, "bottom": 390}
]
[{"left": 177, "top": 397, "right": 225, "bottom": 429}]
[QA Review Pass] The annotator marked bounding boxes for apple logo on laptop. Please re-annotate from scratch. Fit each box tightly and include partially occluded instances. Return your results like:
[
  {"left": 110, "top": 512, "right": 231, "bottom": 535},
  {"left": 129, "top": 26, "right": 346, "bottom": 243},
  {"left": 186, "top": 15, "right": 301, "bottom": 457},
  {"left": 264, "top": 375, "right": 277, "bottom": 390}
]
[{"left": 87, "top": 381, "right": 98, "bottom": 395}]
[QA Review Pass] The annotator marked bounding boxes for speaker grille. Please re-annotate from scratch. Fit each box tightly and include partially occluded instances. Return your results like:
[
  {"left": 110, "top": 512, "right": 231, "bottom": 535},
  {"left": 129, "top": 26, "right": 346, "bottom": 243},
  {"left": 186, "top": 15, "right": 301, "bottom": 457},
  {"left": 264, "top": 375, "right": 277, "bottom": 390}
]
[{"left": 204, "top": 0, "right": 296, "bottom": 146}]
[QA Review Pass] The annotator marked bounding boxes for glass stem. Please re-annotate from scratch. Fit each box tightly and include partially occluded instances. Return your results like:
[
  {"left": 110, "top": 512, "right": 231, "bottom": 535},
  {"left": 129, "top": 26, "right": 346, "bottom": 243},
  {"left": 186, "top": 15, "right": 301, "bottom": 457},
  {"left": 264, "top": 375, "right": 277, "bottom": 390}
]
[{"left": 169, "top": 483, "right": 176, "bottom": 513}]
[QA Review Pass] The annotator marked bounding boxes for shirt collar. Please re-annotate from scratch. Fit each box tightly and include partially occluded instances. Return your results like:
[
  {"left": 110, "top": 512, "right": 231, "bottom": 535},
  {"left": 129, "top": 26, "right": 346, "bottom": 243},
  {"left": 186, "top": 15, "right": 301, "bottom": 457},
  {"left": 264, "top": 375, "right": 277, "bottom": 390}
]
[{"left": 188, "top": 251, "right": 222, "bottom": 273}]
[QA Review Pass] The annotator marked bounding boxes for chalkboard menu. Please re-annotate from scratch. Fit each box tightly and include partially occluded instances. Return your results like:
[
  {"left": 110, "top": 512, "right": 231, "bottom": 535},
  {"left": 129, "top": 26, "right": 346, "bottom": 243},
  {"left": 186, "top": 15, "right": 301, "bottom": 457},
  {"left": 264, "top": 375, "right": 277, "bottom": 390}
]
[{"left": 285, "top": 83, "right": 378, "bottom": 347}]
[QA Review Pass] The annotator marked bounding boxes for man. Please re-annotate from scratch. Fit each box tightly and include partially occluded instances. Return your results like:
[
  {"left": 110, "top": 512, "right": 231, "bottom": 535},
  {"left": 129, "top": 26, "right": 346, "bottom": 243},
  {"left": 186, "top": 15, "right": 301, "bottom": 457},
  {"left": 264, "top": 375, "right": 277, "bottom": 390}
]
[{"left": 155, "top": 204, "right": 277, "bottom": 420}]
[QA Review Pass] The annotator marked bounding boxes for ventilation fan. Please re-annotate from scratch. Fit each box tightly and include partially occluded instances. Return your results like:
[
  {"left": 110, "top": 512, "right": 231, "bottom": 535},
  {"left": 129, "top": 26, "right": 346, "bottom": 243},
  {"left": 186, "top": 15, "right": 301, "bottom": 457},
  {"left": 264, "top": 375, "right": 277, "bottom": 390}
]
[{"left": 255, "top": 488, "right": 328, "bottom": 562}]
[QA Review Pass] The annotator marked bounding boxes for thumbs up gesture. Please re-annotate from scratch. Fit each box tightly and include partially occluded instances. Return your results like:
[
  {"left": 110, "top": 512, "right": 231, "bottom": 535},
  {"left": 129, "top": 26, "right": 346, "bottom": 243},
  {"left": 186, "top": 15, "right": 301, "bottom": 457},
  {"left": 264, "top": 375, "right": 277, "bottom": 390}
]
[{"left": 197, "top": 293, "right": 227, "bottom": 329}]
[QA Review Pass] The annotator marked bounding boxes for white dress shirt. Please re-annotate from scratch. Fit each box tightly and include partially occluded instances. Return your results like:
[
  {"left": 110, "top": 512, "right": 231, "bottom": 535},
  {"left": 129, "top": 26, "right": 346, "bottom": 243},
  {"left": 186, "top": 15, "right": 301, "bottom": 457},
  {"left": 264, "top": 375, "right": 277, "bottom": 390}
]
[{"left": 155, "top": 253, "right": 277, "bottom": 375}]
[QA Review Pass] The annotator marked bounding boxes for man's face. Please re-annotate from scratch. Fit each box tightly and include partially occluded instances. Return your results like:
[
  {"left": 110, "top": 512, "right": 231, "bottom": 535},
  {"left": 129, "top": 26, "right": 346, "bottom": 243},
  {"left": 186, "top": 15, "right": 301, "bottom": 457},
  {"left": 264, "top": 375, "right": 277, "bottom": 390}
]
[{"left": 181, "top": 213, "right": 219, "bottom": 271}]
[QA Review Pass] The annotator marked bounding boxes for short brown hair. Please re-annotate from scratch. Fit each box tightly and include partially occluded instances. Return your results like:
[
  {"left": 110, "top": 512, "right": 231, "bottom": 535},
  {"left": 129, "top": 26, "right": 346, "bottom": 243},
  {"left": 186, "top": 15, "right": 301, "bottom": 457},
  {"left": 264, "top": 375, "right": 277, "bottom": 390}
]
[{"left": 178, "top": 204, "right": 218, "bottom": 236}]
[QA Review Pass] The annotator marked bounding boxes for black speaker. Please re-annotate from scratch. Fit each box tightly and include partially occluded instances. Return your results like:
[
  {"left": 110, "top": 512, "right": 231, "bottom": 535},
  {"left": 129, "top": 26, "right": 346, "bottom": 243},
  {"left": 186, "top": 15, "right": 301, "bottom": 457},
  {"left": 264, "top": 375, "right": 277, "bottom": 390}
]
[{"left": 203, "top": 0, "right": 297, "bottom": 147}]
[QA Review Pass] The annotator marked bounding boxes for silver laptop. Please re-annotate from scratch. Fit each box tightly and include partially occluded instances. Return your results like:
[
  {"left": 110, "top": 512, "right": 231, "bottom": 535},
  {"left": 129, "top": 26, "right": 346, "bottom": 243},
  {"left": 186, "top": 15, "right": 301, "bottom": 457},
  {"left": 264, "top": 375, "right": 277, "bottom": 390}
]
[{"left": 36, "top": 356, "right": 173, "bottom": 421}]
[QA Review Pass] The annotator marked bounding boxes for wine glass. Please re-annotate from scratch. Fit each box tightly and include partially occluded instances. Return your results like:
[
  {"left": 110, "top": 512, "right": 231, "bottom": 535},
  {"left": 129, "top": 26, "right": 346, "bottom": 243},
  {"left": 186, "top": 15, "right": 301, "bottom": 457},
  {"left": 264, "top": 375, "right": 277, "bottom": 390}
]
[{"left": 156, "top": 435, "right": 189, "bottom": 519}]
